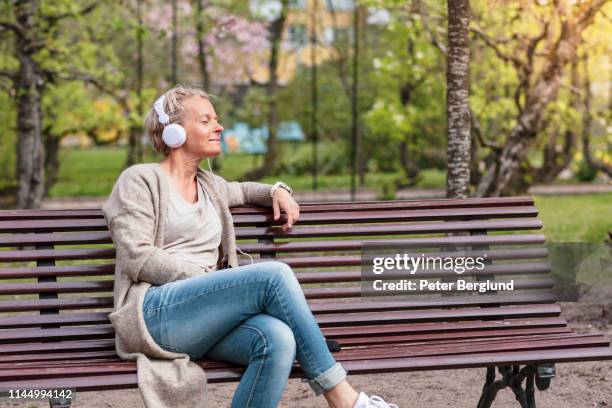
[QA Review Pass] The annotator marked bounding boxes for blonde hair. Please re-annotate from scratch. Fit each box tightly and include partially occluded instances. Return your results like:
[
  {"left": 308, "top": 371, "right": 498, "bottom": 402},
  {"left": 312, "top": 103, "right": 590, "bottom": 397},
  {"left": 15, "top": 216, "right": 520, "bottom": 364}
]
[{"left": 143, "top": 85, "right": 212, "bottom": 157}]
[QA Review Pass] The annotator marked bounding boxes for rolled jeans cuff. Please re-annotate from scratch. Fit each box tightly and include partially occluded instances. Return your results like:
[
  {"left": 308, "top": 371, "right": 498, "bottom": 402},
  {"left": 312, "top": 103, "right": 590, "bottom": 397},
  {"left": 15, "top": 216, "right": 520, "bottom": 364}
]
[{"left": 305, "top": 362, "right": 347, "bottom": 396}]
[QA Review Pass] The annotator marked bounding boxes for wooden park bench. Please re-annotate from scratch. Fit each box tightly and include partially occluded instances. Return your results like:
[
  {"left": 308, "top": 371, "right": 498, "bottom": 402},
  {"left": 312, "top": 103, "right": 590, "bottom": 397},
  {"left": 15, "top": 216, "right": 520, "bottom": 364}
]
[{"left": 1, "top": 196, "right": 611, "bottom": 408}]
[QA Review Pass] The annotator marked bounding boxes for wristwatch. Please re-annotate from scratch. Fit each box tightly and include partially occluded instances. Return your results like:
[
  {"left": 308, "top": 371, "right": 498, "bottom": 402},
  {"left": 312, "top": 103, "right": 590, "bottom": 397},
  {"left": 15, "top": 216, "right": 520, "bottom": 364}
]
[{"left": 270, "top": 181, "right": 293, "bottom": 198}]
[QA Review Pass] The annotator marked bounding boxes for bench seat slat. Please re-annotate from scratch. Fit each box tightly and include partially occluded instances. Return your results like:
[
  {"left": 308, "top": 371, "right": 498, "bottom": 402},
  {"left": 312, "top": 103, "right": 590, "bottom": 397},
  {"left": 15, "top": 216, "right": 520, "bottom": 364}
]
[
  {"left": 3, "top": 345, "right": 612, "bottom": 391},
  {"left": 0, "top": 317, "right": 568, "bottom": 351},
  {"left": 1, "top": 335, "right": 609, "bottom": 382},
  {"left": 0, "top": 306, "right": 563, "bottom": 343},
  {"left": 0, "top": 294, "right": 558, "bottom": 329},
  {"left": 0, "top": 317, "right": 567, "bottom": 354},
  {"left": 0, "top": 332, "right": 594, "bottom": 368},
  {"left": 338, "top": 327, "right": 573, "bottom": 346},
  {"left": 0, "top": 327, "right": 574, "bottom": 362}
]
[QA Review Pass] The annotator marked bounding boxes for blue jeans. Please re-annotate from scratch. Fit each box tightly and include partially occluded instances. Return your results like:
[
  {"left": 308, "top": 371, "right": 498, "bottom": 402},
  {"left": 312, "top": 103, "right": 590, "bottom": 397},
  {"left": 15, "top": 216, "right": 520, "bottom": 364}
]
[{"left": 143, "top": 260, "right": 347, "bottom": 408}]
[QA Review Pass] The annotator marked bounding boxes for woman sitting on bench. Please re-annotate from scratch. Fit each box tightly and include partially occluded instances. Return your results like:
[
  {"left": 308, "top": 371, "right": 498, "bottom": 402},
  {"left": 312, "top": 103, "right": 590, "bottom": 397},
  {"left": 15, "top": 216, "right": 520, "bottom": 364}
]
[{"left": 102, "top": 85, "right": 398, "bottom": 408}]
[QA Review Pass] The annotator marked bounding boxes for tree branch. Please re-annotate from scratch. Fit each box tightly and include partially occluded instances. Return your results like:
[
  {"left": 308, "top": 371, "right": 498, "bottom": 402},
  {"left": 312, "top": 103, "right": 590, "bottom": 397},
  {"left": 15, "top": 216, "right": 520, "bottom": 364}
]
[
  {"left": 416, "top": 0, "right": 447, "bottom": 56},
  {"left": 470, "top": 107, "right": 502, "bottom": 152},
  {"left": 470, "top": 25, "right": 524, "bottom": 68},
  {"left": 0, "top": 21, "right": 24, "bottom": 38},
  {"left": 44, "top": 2, "right": 100, "bottom": 25},
  {"left": 47, "top": 69, "right": 128, "bottom": 107},
  {"left": 0, "top": 69, "right": 16, "bottom": 81}
]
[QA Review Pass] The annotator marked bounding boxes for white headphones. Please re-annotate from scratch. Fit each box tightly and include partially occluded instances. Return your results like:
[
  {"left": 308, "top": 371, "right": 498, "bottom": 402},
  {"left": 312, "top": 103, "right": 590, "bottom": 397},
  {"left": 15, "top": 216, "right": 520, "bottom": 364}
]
[{"left": 153, "top": 95, "right": 187, "bottom": 148}]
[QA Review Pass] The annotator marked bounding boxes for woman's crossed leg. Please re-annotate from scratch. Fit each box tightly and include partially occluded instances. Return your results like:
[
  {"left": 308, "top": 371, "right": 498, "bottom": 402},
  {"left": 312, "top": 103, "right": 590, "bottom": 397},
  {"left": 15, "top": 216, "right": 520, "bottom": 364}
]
[{"left": 143, "top": 260, "right": 348, "bottom": 408}]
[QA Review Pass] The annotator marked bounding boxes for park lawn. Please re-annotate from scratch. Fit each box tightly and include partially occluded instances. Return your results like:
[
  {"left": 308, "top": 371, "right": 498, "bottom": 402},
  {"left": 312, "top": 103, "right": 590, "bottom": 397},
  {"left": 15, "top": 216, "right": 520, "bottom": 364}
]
[
  {"left": 534, "top": 193, "right": 612, "bottom": 243},
  {"left": 48, "top": 146, "right": 445, "bottom": 197}
]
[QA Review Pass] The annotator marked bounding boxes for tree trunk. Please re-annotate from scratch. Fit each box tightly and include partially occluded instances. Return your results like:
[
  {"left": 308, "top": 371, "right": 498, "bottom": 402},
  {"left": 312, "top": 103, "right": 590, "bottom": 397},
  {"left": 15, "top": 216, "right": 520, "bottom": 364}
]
[
  {"left": 310, "top": 0, "right": 319, "bottom": 190},
  {"left": 126, "top": 126, "right": 142, "bottom": 167},
  {"left": 243, "top": 0, "right": 288, "bottom": 181},
  {"left": 349, "top": 4, "right": 361, "bottom": 199},
  {"left": 476, "top": 0, "right": 607, "bottom": 196},
  {"left": 171, "top": 0, "right": 178, "bottom": 85},
  {"left": 534, "top": 60, "right": 580, "bottom": 183},
  {"left": 581, "top": 54, "right": 612, "bottom": 178},
  {"left": 126, "top": 0, "right": 145, "bottom": 167},
  {"left": 398, "top": 140, "right": 420, "bottom": 186},
  {"left": 15, "top": 0, "right": 45, "bottom": 209},
  {"left": 194, "top": 0, "right": 210, "bottom": 91},
  {"left": 445, "top": 0, "right": 471, "bottom": 199},
  {"left": 43, "top": 130, "right": 60, "bottom": 197}
]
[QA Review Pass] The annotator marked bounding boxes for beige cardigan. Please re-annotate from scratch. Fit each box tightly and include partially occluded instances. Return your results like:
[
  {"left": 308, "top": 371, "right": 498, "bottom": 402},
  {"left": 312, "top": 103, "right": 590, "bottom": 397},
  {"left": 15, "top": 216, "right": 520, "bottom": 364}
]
[{"left": 102, "top": 163, "right": 274, "bottom": 408}]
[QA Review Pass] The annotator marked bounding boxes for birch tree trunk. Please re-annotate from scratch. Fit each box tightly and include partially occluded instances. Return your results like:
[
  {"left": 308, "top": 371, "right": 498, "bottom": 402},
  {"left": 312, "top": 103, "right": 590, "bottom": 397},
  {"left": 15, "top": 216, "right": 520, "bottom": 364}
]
[{"left": 445, "top": 0, "right": 471, "bottom": 199}]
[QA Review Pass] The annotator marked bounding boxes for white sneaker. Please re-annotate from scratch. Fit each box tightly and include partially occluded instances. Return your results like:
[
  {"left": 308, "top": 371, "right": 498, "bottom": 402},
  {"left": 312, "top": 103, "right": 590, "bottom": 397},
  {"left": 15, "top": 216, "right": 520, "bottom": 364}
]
[{"left": 353, "top": 391, "right": 399, "bottom": 408}]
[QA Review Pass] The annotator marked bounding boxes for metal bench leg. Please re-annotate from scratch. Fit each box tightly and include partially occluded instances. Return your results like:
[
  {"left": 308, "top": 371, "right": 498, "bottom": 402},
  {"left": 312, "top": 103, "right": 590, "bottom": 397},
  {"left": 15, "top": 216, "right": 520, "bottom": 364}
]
[
  {"left": 49, "top": 397, "right": 72, "bottom": 408},
  {"left": 476, "top": 364, "right": 554, "bottom": 408}
]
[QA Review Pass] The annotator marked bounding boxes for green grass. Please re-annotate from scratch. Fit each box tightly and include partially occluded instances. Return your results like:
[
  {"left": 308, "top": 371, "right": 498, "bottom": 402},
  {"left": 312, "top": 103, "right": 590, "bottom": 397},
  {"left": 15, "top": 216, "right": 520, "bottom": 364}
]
[
  {"left": 534, "top": 193, "right": 612, "bottom": 243},
  {"left": 48, "top": 146, "right": 447, "bottom": 197}
]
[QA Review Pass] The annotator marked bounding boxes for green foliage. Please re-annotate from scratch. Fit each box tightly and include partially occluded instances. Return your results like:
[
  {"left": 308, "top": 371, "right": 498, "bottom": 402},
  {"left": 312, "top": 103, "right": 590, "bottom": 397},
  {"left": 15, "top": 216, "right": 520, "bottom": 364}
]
[
  {"left": 575, "top": 159, "right": 598, "bottom": 182},
  {"left": 278, "top": 140, "right": 349, "bottom": 176},
  {"left": 361, "top": 4, "right": 447, "bottom": 172}
]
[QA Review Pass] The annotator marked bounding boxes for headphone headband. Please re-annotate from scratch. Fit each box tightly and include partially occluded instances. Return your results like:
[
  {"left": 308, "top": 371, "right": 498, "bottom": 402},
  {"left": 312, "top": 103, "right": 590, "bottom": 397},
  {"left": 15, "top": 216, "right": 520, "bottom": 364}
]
[{"left": 153, "top": 95, "right": 170, "bottom": 125}]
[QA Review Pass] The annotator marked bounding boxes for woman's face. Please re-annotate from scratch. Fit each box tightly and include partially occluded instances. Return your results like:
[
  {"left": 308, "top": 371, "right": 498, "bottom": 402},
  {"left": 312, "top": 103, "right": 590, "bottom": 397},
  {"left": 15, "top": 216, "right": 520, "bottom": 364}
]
[{"left": 180, "top": 96, "right": 224, "bottom": 158}]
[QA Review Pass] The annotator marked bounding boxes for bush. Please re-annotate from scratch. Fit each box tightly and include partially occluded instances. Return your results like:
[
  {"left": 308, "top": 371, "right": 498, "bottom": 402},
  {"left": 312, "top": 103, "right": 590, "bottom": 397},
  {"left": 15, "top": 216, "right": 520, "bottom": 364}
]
[{"left": 576, "top": 159, "right": 597, "bottom": 182}]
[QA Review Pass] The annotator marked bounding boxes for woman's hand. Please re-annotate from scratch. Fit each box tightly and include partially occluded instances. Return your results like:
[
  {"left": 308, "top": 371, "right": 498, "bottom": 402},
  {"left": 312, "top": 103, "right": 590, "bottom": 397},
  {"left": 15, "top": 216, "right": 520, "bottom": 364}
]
[{"left": 272, "top": 189, "right": 300, "bottom": 231}]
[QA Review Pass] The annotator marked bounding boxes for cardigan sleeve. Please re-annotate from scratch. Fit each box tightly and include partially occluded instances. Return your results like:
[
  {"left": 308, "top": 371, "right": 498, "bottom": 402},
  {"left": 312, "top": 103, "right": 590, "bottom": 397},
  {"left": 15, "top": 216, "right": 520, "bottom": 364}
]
[
  {"left": 210, "top": 173, "right": 274, "bottom": 208},
  {"left": 102, "top": 168, "right": 205, "bottom": 286}
]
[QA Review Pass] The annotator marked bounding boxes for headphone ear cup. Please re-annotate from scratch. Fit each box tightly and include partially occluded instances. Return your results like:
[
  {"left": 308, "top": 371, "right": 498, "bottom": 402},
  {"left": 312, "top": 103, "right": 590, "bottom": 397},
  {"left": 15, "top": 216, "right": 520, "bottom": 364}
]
[{"left": 162, "top": 124, "right": 186, "bottom": 148}]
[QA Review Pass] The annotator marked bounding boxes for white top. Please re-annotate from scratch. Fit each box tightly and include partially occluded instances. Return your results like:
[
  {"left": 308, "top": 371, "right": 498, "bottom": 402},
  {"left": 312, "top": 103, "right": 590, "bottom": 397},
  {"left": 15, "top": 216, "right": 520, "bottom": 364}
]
[{"left": 161, "top": 171, "right": 222, "bottom": 272}]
